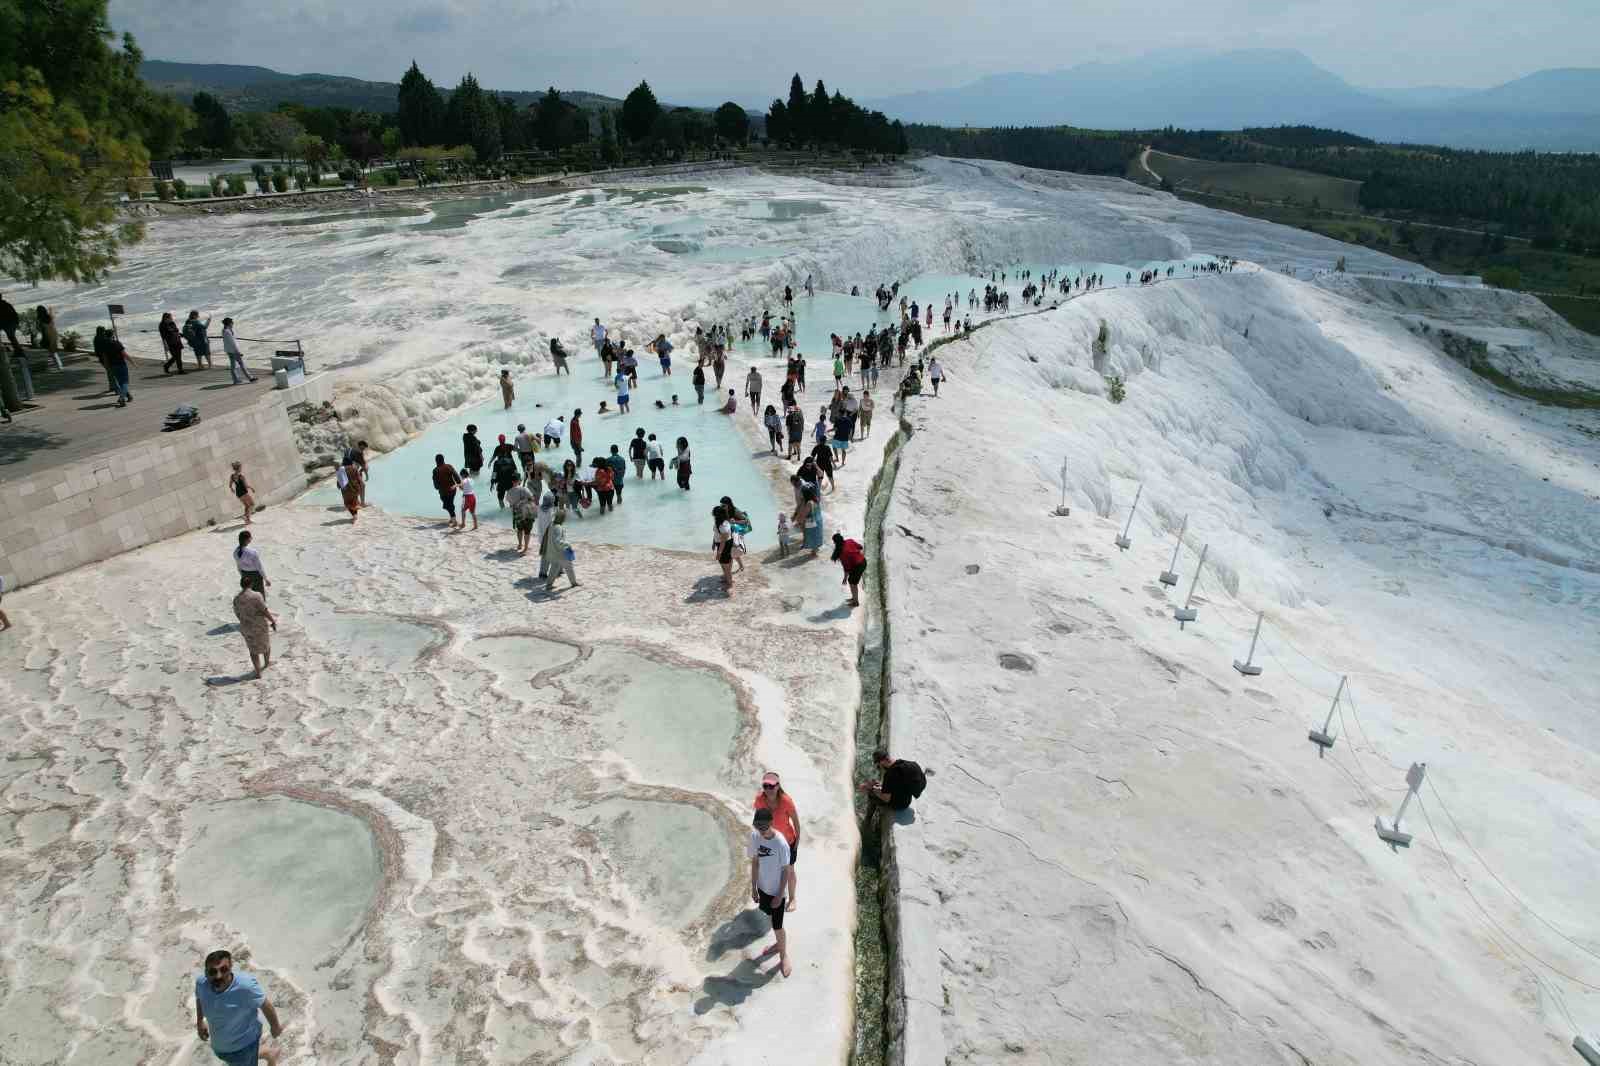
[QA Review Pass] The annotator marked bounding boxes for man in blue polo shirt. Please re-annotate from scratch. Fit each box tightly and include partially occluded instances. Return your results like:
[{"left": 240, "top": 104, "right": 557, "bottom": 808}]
[{"left": 195, "top": 949, "right": 284, "bottom": 1064}]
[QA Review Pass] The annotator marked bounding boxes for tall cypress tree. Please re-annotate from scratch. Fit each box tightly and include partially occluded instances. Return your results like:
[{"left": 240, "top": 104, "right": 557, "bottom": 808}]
[
  {"left": 810, "top": 80, "right": 830, "bottom": 143},
  {"left": 787, "top": 74, "right": 808, "bottom": 144},
  {"left": 397, "top": 61, "right": 444, "bottom": 146},
  {"left": 445, "top": 73, "right": 501, "bottom": 160}
]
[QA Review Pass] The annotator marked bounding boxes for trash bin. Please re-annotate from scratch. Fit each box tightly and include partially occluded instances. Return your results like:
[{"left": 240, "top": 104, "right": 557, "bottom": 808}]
[{"left": 273, "top": 367, "right": 290, "bottom": 390}]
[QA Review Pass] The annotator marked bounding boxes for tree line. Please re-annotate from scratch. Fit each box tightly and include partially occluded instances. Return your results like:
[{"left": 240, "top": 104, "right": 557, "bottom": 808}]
[{"left": 765, "top": 74, "right": 908, "bottom": 154}]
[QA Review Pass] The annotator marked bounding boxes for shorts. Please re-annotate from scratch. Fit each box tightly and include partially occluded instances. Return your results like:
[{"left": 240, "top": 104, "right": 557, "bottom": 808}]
[
  {"left": 462, "top": 494, "right": 477, "bottom": 514},
  {"left": 648, "top": 458, "right": 665, "bottom": 474},
  {"left": 846, "top": 562, "right": 867, "bottom": 586},
  {"left": 832, "top": 439, "right": 849, "bottom": 452},
  {"left": 758, "top": 891, "right": 788, "bottom": 931},
  {"left": 212, "top": 1039, "right": 260, "bottom": 1066},
  {"left": 518, "top": 451, "right": 534, "bottom": 467},
  {"left": 514, "top": 514, "right": 533, "bottom": 533}
]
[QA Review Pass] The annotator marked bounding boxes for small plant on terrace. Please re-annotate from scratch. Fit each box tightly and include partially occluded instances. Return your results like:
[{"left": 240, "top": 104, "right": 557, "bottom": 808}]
[{"left": 1107, "top": 375, "right": 1126, "bottom": 404}]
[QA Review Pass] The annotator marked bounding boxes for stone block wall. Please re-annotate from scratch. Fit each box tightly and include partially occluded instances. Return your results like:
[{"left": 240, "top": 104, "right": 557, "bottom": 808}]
[{"left": 0, "top": 389, "right": 313, "bottom": 590}]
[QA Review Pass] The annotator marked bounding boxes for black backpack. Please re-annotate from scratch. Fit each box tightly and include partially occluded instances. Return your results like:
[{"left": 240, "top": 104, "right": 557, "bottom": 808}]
[{"left": 900, "top": 760, "right": 927, "bottom": 799}]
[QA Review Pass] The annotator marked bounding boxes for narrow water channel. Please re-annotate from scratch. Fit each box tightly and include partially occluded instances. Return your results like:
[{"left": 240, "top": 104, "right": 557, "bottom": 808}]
[{"left": 850, "top": 418, "right": 910, "bottom": 1066}]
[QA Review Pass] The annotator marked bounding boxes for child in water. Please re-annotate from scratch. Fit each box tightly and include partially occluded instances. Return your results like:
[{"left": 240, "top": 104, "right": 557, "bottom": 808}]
[{"left": 777, "top": 513, "right": 792, "bottom": 558}]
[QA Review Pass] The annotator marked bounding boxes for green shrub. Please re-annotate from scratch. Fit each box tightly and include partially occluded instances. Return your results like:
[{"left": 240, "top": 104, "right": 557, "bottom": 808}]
[
  {"left": 1481, "top": 265, "right": 1522, "bottom": 290},
  {"left": 173, "top": 178, "right": 188, "bottom": 198},
  {"left": 60, "top": 329, "right": 81, "bottom": 352},
  {"left": 226, "top": 175, "right": 247, "bottom": 197},
  {"left": 1107, "top": 375, "right": 1126, "bottom": 404},
  {"left": 156, "top": 180, "right": 174, "bottom": 201},
  {"left": 271, "top": 172, "right": 288, "bottom": 193},
  {"left": 379, "top": 169, "right": 399, "bottom": 187}
]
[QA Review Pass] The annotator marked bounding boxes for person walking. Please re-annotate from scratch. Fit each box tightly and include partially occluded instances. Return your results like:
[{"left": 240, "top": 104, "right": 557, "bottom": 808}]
[
  {"left": 549, "top": 337, "right": 570, "bottom": 374},
  {"left": 221, "top": 319, "right": 256, "bottom": 384},
  {"left": 748, "top": 808, "right": 797, "bottom": 978},
  {"left": 458, "top": 471, "right": 480, "bottom": 530},
  {"left": 673, "top": 436, "right": 693, "bottom": 491},
  {"left": 103, "top": 330, "right": 132, "bottom": 407},
  {"left": 534, "top": 482, "right": 558, "bottom": 576},
  {"left": 793, "top": 485, "right": 823, "bottom": 556},
  {"left": 514, "top": 424, "right": 538, "bottom": 476},
  {"left": 606, "top": 445, "right": 626, "bottom": 506},
  {"left": 831, "top": 532, "right": 867, "bottom": 606},
  {"left": 628, "top": 428, "right": 648, "bottom": 480},
  {"left": 712, "top": 505, "right": 737, "bottom": 592},
  {"left": 591, "top": 318, "right": 607, "bottom": 357},
  {"left": 159, "top": 312, "right": 186, "bottom": 374},
  {"left": 615, "top": 370, "right": 631, "bottom": 413},
  {"left": 231, "top": 575, "right": 278, "bottom": 679},
  {"left": 691, "top": 363, "right": 706, "bottom": 405},
  {"left": 504, "top": 473, "right": 535, "bottom": 553},
  {"left": 745, "top": 366, "right": 762, "bottom": 412},
  {"left": 0, "top": 295, "right": 22, "bottom": 413},
  {"left": 542, "top": 511, "right": 579, "bottom": 591},
  {"left": 928, "top": 357, "right": 945, "bottom": 397},
  {"left": 762, "top": 405, "right": 783, "bottom": 454},
  {"left": 227, "top": 462, "right": 256, "bottom": 526},
  {"left": 499, "top": 369, "right": 515, "bottom": 409},
  {"left": 234, "top": 530, "right": 270, "bottom": 599},
  {"left": 194, "top": 949, "right": 285, "bottom": 1064},
  {"left": 461, "top": 424, "right": 485, "bottom": 478},
  {"left": 36, "top": 305, "right": 64, "bottom": 370},
  {"left": 754, "top": 771, "right": 802, "bottom": 895},
  {"left": 338, "top": 453, "right": 364, "bottom": 521},
  {"left": 343, "top": 440, "right": 370, "bottom": 507},
  {"left": 856, "top": 392, "right": 874, "bottom": 441},
  {"left": 432, "top": 453, "right": 462, "bottom": 529},
  {"left": 646, "top": 433, "right": 665, "bottom": 480},
  {"left": 569, "top": 409, "right": 585, "bottom": 468},
  {"left": 183, "top": 311, "right": 214, "bottom": 369}
]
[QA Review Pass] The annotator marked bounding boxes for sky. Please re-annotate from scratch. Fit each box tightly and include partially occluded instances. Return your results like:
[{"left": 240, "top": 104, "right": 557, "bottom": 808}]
[{"left": 110, "top": 0, "right": 1597, "bottom": 105}]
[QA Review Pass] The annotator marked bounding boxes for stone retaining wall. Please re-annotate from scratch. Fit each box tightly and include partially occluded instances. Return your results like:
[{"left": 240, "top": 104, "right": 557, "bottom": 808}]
[{"left": 0, "top": 380, "right": 325, "bottom": 590}]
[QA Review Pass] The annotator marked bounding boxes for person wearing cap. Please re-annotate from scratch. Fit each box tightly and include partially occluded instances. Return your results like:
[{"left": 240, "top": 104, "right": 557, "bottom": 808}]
[
  {"left": 748, "top": 807, "right": 797, "bottom": 978},
  {"left": 754, "top": 772, "right": 801, "bottom": 893}
]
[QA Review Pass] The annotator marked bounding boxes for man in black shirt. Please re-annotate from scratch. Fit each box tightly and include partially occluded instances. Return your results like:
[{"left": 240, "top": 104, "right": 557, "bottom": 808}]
[{"left": 860, "top": 748, "right": 923, "bottom": 812}]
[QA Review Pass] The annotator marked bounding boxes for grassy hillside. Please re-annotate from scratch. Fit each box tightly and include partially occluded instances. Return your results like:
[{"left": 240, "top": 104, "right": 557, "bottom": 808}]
[{"left": 1143, "top": 150, "right": 1363, "bottom": 210}]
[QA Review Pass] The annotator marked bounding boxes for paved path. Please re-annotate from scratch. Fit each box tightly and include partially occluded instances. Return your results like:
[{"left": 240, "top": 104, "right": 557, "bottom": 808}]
[{"left": 0, "top": 353, "right": 279, "bottom": 484}]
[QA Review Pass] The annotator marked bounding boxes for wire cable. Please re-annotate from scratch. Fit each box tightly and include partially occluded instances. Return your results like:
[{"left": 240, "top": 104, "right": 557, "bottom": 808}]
[
  {"left": 1427, "top": 779, "right": 1600, "bottom": 965},
  {"left": 1417, "top": 796, "right": 1600, "bottom": 993}
]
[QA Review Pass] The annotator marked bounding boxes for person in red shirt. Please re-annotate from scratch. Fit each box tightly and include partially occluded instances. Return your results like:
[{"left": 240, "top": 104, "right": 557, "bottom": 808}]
[
  {"left": 831, "top": 532, "right": 867, "bottom": 606},
  {"left": 569, "top": 408, "right": 585, "bottom": 467},
  {"left": 754, "top": 771, "right": 801, "bottom": 891}
]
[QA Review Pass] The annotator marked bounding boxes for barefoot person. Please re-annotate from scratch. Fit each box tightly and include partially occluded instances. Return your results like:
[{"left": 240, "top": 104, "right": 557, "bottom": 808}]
[
  {"left": 338, "top": 454, "right": 364, "bottom": 522},
  {"left": 831, "top": 531, "right": 867, "bottom": 606},
  {"left": 228, "top": 462, "right": 255, "bottom": 526},
  {"left": 233, "top": 530, "right": 270, "bottom": 600},
  {"left": 195, "top": 949, "right": 285, "bottom": 1065},
  {"left": 754, "top": 772, "right": 801, "bottom": 897},
  {"left": 749, "top": 808, "right": 797, "bottom": 978},
  {"left": 232, "top": 576, "right": 277, "bottom": 679}
]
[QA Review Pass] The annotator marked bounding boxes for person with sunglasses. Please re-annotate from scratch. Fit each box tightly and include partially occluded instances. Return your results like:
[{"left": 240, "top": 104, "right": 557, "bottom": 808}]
[
  {"left": 754, "top": 771, "right": 801, "bottom": 893},
  {"left": 195, "top": 949, "right": 284, "bottom": 1065}
]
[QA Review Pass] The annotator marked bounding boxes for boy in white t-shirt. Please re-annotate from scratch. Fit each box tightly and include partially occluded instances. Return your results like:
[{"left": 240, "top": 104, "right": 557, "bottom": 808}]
[
  {"left": 748, "top": 808, "right": 796, "bottom": 977},
  {"left": 459, "top": 475, "right": 479, "bottom": 531}
]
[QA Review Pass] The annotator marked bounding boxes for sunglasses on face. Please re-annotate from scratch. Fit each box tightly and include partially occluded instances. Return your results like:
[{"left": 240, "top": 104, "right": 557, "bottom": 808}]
[{"left": 206, "top": 965, "right": 230, "bottom": 977}]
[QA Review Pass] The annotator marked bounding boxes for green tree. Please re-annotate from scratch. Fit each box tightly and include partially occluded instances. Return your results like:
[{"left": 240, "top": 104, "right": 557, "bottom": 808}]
[
  {"left": 396, "top": 61, "right": 445, "bottom": 146},
  {"left": 295, "top": 134, "right": 329, "bottom": 173},
  {"left": 714, "top": 102, "right": 749, "bottom": 145},
  {"left": 381, "top": 128, "right": 402, "bottom": 157},
  {"left": 190, "top": 91, "right": 232, "bottom": 153},
  {"left": 261, "top": 112, "right": 305, "bottom": 160},
  {"left": 619, "top": 81, "right": 661, "bottom": 144},
  {"left": 445, "top": 73, "right": 501, "bottom": 161},
  {"left": 765, "top": 99, "right": 788, "bottom": 145},
  {"left": 534, "top": 87, "right": 577, "bottom": 151},
  {"left": 810, "top": 80, "right": 830, "bottom": 142},
  {"left": 1481, "top": 265, "right": 1522, "bottom": 289},
  {"left": 786, "top": 74, "right": 809, "bottom": 144}
]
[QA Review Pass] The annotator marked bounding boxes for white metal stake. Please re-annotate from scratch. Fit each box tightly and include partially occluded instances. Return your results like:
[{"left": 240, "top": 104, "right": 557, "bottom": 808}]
[
  {"left": 1376, "top": 762, "right": 1426, "bottom": 850},
  {"left": 1054, "top": 458, "right": 1071, "bottom": 517},
  {"left": 1308, "top": 675, "right": 1345, "bottom": 753},
  {"left": 1173, "top": 544, "right": 1207, "bottom": 623},
  {"left": 1159, "top": 515, "right": 1187, "bottom": 586},
  {"left": 1233, "top": 612, "right": 1265, "bottom": 675},
  {"left": 1115, "top": 484, "right": 1142, "bottom": 550}
]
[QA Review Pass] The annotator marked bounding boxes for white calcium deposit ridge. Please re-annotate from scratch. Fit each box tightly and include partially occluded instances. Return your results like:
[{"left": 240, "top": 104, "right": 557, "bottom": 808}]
[{"left": 2, "top": 159, "right": 1596, "bottom": 1065}]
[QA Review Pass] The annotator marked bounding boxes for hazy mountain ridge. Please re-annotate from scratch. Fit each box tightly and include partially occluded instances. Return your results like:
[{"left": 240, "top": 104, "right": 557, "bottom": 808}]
[
  {"left": 866, "top": 50, "right": 1600, "bottom": 150},
  {"left": 139, "top": 60, "right": 627, "bottom": 116}
]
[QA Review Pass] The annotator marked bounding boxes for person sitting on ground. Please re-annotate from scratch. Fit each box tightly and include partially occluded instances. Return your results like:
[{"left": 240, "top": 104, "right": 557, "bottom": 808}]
[{"left": 719, "top": 388, "right": 737, "bottom": 414}]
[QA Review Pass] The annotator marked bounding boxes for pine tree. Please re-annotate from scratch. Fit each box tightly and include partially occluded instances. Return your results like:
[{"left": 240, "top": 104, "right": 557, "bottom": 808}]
[
  {"left": 766, "top": 100, "right": 789, "bottom": 146},
  {"left": 446, "top": 74, "right": 501, "bottom": 160},
  {"left": 787, "top": 74, "right": 809, "bottom": 144},
  {"left": 810, "top": 80, "right": 830, "bottom": 144},
  {"left": 397, "top": 62, "right": 444, "bottom": 146},
  {"left": 191, "top": 92, "right": 232, "bottom": 153},
  {"left": 619, "top": 81, "right": 661, "bottom": 144}
]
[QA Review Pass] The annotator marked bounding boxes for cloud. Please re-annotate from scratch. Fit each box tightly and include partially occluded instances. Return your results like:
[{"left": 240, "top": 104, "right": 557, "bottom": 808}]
[{"left": 395, "top": 8, "right": 455, "bottom": 33}]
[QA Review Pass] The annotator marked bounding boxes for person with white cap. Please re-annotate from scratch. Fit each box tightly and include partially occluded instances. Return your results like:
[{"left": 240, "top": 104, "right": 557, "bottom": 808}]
[{"left": 754, "top": 770, "right": 801, "bottom": 892}]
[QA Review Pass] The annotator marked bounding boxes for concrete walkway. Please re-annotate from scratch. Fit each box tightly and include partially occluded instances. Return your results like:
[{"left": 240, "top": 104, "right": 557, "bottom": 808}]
[{"left": 0, "top": 353, "right": 279, "bottom": 484}]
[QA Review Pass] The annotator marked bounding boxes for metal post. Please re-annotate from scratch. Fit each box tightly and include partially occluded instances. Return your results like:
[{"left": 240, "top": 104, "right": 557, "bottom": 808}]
[
  {"left": 1309, "top": 675, "right": 1345, "bottom": 752},
  {"left": 1376, "top": 763, "right": 1426, "bottom": 849},
  {"left": 1575, "top": 1035, "right": 1600, "bottom": 1066},
  {"left": 1233, "top": 612, "right": 1264, "bottom": 675},
  {"left": 1115, "top": 483, "right": 1141, "bottom": 550},
  {"left": 1173, "top": 544, "right": 1207, "bottom": 623},
  {"left": 1159, "top": 515, "right": 1187, "bottom": 586},
  {"left": 295, "top": 339, "right": 306, "bottom": 375}
]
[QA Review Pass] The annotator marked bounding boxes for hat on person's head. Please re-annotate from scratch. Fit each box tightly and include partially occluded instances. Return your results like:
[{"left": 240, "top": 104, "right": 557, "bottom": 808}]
[
  {"left": 761, "top": 772, "right": 780, "bottom": 787},
  {"left": 752, "top": 808, "right": 773, "bottom": 827}
]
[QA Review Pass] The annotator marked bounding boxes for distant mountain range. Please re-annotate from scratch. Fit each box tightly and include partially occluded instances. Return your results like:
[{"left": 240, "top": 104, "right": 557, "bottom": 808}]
[
  {"left": 864, "top": 50, "right": 1600, "bottom": 151},
  {"left": 139, "top": 60, "right": 627, "bottom": 116}
]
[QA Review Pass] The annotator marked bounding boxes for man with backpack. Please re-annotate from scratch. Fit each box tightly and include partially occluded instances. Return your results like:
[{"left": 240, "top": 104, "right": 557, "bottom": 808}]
[{"left": 860, "top": 748, "right": 925, "bottom": 813}]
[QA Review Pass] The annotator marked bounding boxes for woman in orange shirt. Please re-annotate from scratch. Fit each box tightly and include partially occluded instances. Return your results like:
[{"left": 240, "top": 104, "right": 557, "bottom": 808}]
[{"left": 754, "top": 771, "right": 801, "bottom": 888}]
